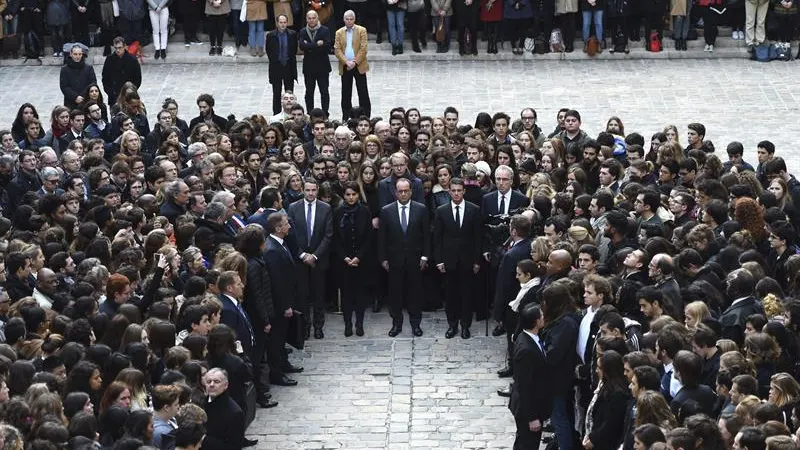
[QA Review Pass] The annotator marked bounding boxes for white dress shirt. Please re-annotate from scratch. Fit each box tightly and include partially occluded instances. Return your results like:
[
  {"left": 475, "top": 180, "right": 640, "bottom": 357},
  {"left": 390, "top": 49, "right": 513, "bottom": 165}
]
[
  {"left": 397, "top": 200, "right": 411, "bottom": 224},
  {"left": 300, "top": 200, "right": 318, "bottom": 261},
  {"left": 497, "top": 191, "right": 509, "bottom": 214}
]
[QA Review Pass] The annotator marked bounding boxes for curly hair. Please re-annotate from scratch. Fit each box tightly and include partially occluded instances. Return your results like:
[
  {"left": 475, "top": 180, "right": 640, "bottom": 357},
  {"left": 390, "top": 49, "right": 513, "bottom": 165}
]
[
  {"left": 734, "top": 198, "right": 767, "bottom": 242},
  {"left": 744, "top": 333, "right": 780, "bottom": 365}
]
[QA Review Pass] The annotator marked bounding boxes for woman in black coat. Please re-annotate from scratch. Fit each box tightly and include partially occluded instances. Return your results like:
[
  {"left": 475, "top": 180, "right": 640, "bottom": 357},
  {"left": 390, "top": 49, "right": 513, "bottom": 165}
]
[
  {"left": 333, "top": 182, "right": 374, "bottom": 337},
  {"left": 205, "top": 324, "right": 252, "bottom": 413},
  {"left": 584, "top": 350, "right": 632, "bottom": 450}
]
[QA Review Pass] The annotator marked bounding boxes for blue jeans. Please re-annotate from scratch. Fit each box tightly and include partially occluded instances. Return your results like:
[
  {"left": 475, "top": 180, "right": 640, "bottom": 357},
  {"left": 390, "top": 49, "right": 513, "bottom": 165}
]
[
  {"left": 582, "top": 9, "right": 603, "bottom": 41},
  {"left": 551, "top": 394, "right": 574, "bottom": 450},
  {"left": 248, "top": 20, "right": 265, "bottom": 47},
  {"left": 5, "top": 16, "right": 19, "bottom": 35},
  {"left": 386, "top": 10, "right": 405, "bottom": 46}
]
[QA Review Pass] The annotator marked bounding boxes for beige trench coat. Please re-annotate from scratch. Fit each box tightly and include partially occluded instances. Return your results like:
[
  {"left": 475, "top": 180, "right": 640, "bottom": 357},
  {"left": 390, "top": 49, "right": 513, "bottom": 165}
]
[
  {"left": 269, "top": 0, "right": 294, "bottom": 26},
  {"left": 246, "top": 0, "right": 269, "bottom": 20},
  {"left": 555, "top": 0, "right": 578, "bottom": 14}
]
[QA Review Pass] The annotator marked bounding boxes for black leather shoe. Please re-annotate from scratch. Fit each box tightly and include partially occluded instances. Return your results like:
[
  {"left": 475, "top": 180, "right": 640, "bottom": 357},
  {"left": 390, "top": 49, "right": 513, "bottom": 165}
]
[
  {"left": 345, "top": 324, "right": 353, "bottom": 337},
  {"left": 270, "top": 375, "right": 297, "bottom": 386},
  {"left": 155, "top": 49, "right": 161, "bottom": 59},
  {"left": 314, "top": 328, "right": 323, "bottom": 339},
  {"left": 412, "top": 327, "right": 423, "bottom": 337},
  {"left": 497, "top": 387, "right": 511, "bottom": 397},
  {"left": 285, "top": 346, "right": 293, "bottom": 354},
  {"left": 497, "top": 366, "right": 513, "bottom": 378},
  {"left": 461, "top": 328, "right": 471, "bottom": 339},
  {"left": 388, "top": 326, "right": 402, "bottom": 337},
  {"left": 392, "top": 45, "right": 397, "bottom": 55},
  {"left": 445, "top": 327, "right": 458, "bottom": 339},
  {"left": 304, "top": 328, "right": 311, "bottom": 340},
  {"left": 257, "top": 398, "right": 278, "bottom": 408},
  {"left": 372, "top": 298, "right": 381, "bottom": 313},
  {"left": 492, "top": 324, "right": 506, "bottom": 336},
  {"left": 284, "top": 365, "right": 304, "bottom": 373},
  {"left": 243, "top": 438, "right": 259, "bottom": 447},
  {"left": 356, "top": 324, "right": 364, "bottom": 336}
]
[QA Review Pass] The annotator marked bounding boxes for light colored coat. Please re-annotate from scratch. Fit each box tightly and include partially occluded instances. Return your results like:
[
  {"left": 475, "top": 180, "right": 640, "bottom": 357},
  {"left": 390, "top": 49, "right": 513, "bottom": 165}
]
[
  {"left": 269, "top": 0, "right": 293, "bottom": 25},
  {"left": 555, "top": 0, "right": 578, "bottom": 14},
  {"left": 246, "top": 0, "right": 268, "bottom": 20},
  {"left": 205, "top": 0, "right": 231, "bottom": 15},
  {"left": 334, "top": 24, "right": 369, "bottom": 76}
]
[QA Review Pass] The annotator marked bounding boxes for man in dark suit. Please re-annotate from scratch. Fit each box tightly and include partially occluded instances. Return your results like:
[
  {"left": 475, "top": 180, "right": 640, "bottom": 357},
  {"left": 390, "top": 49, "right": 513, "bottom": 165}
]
[
  {"left": 263, "top": 213, "right": 302, "bottom": 387},
  {"left": 298, "top": 10, "right": 332, "bottom": 116},
  {"left": 201, "top": 368, "right": 248, "bottom": 450},
  {"left": 217, "top": 271, "right": 255, "bottom": 356},
  {"left": 433, "top": 178, "right": 482, "bottom": 339},
  {"left": 494, "top": 215, "right": 533, "bottom": 379},
  {"left": 56, "top": 109, "right": 86, "bottom": 152},
  {"left": 266, "top": 15, "right": 298, "bottom": 115},
  {"left": 379, "top": 178, "right": 430, "bottom": 337},
  {"left": 480, "top": 165, "right": 531, "bottom": 221},
  {"left": 509, "top": 304, "right": 551, "bottom": 450},
  {"left": 721, "top": 268, "right": 764, "bottom": 347},
  {"left": 287, "top": 178, "right": 333, "bottom": 339}
]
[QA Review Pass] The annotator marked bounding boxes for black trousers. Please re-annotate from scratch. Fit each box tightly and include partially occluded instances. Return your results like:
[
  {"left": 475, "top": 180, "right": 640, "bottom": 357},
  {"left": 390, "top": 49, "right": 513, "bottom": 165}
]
[
  {"left": 514, "top": 416, "right": 543, "bottom": 450},
  {"left": 298, "top": 264, "right": 327, "bottom": 330},
  {"left": 270, "top": 70, "right": 294, "bottom": 114},
  {"left": 181, "top": 0, "right": 202, "bottom": 41},
  {"left": 72, "top": 9, "right": 90, "bottom": 44},
  {"left": 266, "top": 315, "right": 289, "bottom": 378},
  {"left": 457, "top": 9, "right": 478, "bottom": 52},
  {"left": 701, "top": 6, "right": 721, "bottom": 44},
  {"left": 340, "top": 68, "right": 371, "bottom": 120},
  {"left": 388, "top": 263, "right": 422, "bottom": 328},
  {"left": 303, "top": 72, "right": 330, "bottom": 116},
  {"left": 774, "top": 14, "right": 795, "bottom": 42},
  {"left": 644, "top": 12, "right": 662, "bottom": 39},
  {"left": 443, "top": 264, "right": 474, "bottom": 328},
  {"left": 207, "top": 14, "right": 227, "bottom": 46},
  {"left": 504, "top": 306, "right": 518, "bottom": 366},
  {"left": 505, "top": 18, "right": 530, "bottom": 47},
  {"left": 407, "top": 10, "right": 426, "bottom": 45},
  {"left": 251, "top": 330, "right": 269, "bottom": 395},
  {"left": 558, "top": 13, "right": 577, "bottom": 48},
  {"left": 341, "top": 264, "right": 367, "bottom": 325}
]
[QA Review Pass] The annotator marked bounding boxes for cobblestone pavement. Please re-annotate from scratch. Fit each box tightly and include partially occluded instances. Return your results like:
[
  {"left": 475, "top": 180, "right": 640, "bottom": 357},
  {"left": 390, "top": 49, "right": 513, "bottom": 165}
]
[
  {"left": 2, "top": 59, "right": 800, "bottom": 171},
  {"left": 257, "top": 310, "right": 512, "bottom": 450}
]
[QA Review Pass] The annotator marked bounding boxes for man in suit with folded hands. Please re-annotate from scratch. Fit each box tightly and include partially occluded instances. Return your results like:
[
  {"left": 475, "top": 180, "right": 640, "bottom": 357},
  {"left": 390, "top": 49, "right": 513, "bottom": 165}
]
[
  {"left": 378, "top": 178, "right": 430, "bottom": 338},
  {"left": 433, "top": 178, "right": 482, "bottom": 339}
]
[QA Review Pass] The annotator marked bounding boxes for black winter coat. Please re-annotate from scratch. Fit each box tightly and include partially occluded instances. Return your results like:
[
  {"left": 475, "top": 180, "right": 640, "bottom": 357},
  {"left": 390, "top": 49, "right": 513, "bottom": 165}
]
[
  {"left": 588, "top": 389, "right": 633, "bottom": 450},
  {"left": 59, "top": 59, "right": 97, "bottom": 110},
  {"left": 101, "top": 51, "right": 142, "bottom": 103},
  {"left": 244, "top": 255, "right": 274, "bottom": 328},
  {"left": 542, "top": 312, "right": 580, "bottom": 395},
  {"left": 202, "top": 391, "right": 245, "bottom": 450}
]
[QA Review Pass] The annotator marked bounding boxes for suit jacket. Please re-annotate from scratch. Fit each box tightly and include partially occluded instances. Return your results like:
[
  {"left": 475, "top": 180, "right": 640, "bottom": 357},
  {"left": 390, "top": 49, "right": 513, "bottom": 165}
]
[
  {"left": 299, "top": 24, "right": 332, "bottom": 75},
  {"left": 265, "top": 28, "right": 299, "bottom": 84},
  {"left": 433, "top": 201, "right": 482, "bottom": 268},
  {"left": 480, "top": 189, "right": 531, "bottom": 218},
  {"left": 378, "top": 201, "right": 430, "bottom": 269},
  {"left": 202, "top": 391, "right": 244, "bottom": 450},
  {"left": 377, "top": 173, "right": 425, "bottom": 208},
  {"left": 720, "top": 296, "right": 764, "bottom": 346},
  {"left": 492, "top": 237, "right": 532, "bottom": 321},
  {"left": 263, "top": 236, "right": 298, "bottom": 314},
  {"left": 287, "top": 199, "right": 333, "bottom": 269},
  {"left": 334, "top": 24, "right": 369, "bottom": 76},
  {"left": 509, "top": 332, "right": 552, "bottom": 422},
  {"left": 218, "top": 294, "right": 254, "bottom": 355}
]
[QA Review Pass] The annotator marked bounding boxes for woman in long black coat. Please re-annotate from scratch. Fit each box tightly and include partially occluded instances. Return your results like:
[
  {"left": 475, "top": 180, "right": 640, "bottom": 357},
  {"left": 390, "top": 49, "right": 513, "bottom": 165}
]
[{"left": 333, "top": 181, "right": 374, "bottom": 337}]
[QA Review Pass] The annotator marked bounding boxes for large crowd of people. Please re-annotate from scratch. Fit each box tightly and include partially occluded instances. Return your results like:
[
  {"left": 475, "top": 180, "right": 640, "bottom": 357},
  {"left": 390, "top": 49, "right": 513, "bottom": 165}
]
[
  {"left": 0, "top": 0, "right": 796, "bottom": 61},
  {"left": 1, "top": 53, "right": 800, "bottom": 450}
]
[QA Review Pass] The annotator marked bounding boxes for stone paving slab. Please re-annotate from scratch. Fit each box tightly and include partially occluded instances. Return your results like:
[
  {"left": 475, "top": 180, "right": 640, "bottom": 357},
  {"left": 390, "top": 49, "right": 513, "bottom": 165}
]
[{"left": 2, "top": 60, "right": 800, "bottom": 173}]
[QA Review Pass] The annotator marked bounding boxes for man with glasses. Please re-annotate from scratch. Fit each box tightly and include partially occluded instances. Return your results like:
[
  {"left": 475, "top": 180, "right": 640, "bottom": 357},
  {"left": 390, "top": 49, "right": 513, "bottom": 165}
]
[
  {"left": 378, "top": 152, "right": 424, "bottom": 208},
  {"left": 516, "top": 108, "right": 543, "bottom": 144},
  {"left": 101, "top": 37, "right": 142, "bottom": 106},
  {"left": 669, "top": 192, "right": 694, "bottom": 227},
  {"left": 84, "top": 103, "right": 111, "bottom": 142},
  {"left": 145, "top": 110, "right": 175, "bottom": 152},
  {"left": 37, "top": 167, "right": 64, "bottom": 197}
]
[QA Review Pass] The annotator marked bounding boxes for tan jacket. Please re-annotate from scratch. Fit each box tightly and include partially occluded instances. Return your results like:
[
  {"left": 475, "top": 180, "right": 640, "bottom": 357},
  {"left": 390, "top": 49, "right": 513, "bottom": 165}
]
[
  {"left": 270, "top": 0, "right": 294, "bottom": 25},
  {"left": 245, "top": 0, "right": 268, "bottom": 21},
  {"left": 334, "top": 24, "right": 369, "bottom": 76}
]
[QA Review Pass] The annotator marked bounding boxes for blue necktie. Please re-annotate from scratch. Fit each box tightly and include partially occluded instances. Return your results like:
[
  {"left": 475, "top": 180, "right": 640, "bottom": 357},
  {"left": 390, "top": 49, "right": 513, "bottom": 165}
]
[
  {"left": 236, "top": 302, "right": 254, "bottom": 347},
  {"left": 279, "top": 32, "right": 288, "bottom": 65},
  {"left": 306, "top": 202, "right": 313, "bottom": 242},
  {"left": 401, "top": 205, "right": 408, "bottom": 233}
]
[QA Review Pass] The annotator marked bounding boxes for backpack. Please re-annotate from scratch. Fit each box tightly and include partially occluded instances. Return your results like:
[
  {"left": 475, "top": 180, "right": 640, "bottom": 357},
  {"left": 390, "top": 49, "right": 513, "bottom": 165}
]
[
  {"left": 773, "top": 42, "right": 792, "bottom": 61},
  {"left": 585, "top": 36, "right": 600, "bottom": 56},
  {"left": 647, "top": 30, "right": 661, "bottom": 52},
  {"left": 753, "top": 43, "right": 772, "bottom": 61},
  {"left": 549, "top": 28, "right": 565, "bottom": 53}
]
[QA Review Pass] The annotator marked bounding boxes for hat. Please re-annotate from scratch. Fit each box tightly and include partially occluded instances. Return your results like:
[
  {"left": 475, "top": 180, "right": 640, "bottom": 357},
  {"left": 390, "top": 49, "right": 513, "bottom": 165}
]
[
  {"left": 520, "top": 159, "right": 538, "bottom": 174},
  {"left": 475, "top": 161, "right": 492, "bottom": 177}
]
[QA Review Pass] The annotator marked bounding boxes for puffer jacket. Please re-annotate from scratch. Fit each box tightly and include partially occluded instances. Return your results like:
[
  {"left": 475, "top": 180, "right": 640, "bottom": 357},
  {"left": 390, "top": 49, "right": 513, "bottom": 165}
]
[{"left": 244, "top": 255, "right": 274, "bottom": 327}]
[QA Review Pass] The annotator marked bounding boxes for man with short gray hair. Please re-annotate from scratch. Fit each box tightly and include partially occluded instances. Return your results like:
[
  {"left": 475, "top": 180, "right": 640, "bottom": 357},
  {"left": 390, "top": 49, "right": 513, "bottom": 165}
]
[
  {"left": 334, "top": 10, "right": 371, "bottom": 120},
  {"left": 202, "top": 367, "right": 252, "bottom": 449},
  {"left": 39, "top": 167, "right": 64, "bottom": 197},
  {"left": 195, "top": 201, "right": 236, "bottom": 246},
  {"left": 211, "top": 191, "right": 245, "bottom": 237}
]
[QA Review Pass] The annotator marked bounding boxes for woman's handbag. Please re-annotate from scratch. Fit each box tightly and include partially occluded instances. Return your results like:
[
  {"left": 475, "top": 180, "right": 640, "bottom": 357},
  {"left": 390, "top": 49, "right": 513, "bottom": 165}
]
[{"left": 435, "top": 21, "right": 445, "bottom": 42}]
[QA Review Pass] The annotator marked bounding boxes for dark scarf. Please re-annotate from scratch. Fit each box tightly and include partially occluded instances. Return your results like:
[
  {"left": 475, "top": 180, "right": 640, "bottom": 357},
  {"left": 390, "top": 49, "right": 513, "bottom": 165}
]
[{"left": 339, "top": 202, "right": 359, "bottom": 230}]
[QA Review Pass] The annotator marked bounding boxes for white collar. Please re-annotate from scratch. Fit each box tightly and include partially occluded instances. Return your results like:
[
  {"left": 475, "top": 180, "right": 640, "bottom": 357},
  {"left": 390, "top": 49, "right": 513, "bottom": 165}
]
[{"left": 270, "top": 234, "right": 284, "bottom": 245}]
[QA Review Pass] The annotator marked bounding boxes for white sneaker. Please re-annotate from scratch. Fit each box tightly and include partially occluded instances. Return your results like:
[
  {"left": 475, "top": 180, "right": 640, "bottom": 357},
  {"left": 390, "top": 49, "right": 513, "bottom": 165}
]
[
  {"left": 732, "top": 31, "right": 738, "bottom": 40},
  {"left": 703, "top": 44, "right": 710, "bottom": 52},
  {"left": 737, "top": 31, "right": 744, "bottom": 39},
  {"left": 708, "top": 44, "right": 714, "bottom": 52}
]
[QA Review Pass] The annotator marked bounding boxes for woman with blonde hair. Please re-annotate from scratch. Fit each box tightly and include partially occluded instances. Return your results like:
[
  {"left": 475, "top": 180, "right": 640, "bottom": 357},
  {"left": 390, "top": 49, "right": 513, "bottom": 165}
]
[
  {"left": 530, "top": 236, "right": 554, "bottom": 273},
  {"left": 656, "top": 142, "right": 684, "bottom": 166},
  {"left": 663, "top": 125, "right": 680, "bottom": 145},
  {"left": 543, "top": 138, "right": 566, "bottom": 168},
  {"left": 115, "top": 368, "right": 150, "bottom": 411},
  {"left": 735, "top": 395, "right": 761, "bottom": 426},
  {"left": 716, "top": 339, "right": 739, "bottom": 354},
  {"left": 769, "top": 373, "right": 800, "bottom": 426},
  {"left": 744, "top": 333, "right": 780, "bottom": 398},
  {"left": 567, "top": 226, "right": 594, "bottom": 252},
  {"left": 684, "top": 301, "right": 711, "bottom": 330},
  {"left": 215, "top": 251, "right": 248, "bottom": 285}
]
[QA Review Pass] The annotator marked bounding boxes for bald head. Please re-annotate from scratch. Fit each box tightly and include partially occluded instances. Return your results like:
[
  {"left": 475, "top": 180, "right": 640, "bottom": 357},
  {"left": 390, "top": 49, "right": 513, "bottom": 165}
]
[
  {"left": 37, "top": 268, "right": 58, "bottom": 295},
  {"left": 547, "top": 250, "right": 572, "bottom": 275}
]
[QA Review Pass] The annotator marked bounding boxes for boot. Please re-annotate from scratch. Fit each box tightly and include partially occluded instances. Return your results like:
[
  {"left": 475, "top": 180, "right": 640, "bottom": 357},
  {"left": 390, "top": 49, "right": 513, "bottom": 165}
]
[
  {"left": 674, "top": 38, "right": 679, "bottom": 50},
  {"left": 376, "top": 31, "right": 383, "bottom": 44},
  {"left": 355, "top": 317, "right": 364, "bottom": 336},
  {"left": 372, "top": 297, "right": 381, "bottom": 313},
  {"left": 412, "top": 37, "right": 421, "bottom": 53},
  {"left": 344, "top": 322, "right": 353, "bottom": 337},
  {"left": 681, "top": 39, "right": 687, "bottom": 50}
]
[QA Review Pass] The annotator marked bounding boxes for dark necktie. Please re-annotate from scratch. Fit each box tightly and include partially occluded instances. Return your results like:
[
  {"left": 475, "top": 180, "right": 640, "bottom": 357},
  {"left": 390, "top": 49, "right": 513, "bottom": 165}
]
[
  {"left": 279, "top": 33, "right": 288, "bottom": 65},
  {"left": 455, "top": 205, "right": 461, "bottom": 228},
  {"left": 499, "top": 194, "right": 506, "bottom": 215},
  {"left": 306, "top": 202, "right": 313, "bottom": 242},
  {"left": 236, "top": 302, "right": 255, "bottom": 347},
  {"left": 401, "top": 205, "right": 408, "bottom": 233}
]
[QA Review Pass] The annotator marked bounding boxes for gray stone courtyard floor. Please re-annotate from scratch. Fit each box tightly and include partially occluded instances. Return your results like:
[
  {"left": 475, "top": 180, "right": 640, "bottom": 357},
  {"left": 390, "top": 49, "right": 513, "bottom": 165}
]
[
  {"left": 2, "top": 59, "right": 800, "bottom": 448},
  {"left": 2, "top": 60, "right": 800, "bottom": 171}
]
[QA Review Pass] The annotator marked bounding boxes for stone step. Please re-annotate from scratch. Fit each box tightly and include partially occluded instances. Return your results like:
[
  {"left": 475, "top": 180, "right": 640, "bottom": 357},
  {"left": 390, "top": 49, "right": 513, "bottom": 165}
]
[{"left": 1, "top": 27, "right": 783, "bottom": 67}]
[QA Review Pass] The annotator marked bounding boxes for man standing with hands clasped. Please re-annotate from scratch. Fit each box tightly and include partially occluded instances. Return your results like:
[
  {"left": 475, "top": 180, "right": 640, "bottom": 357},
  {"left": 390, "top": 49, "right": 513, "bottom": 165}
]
[
  {"left": 509, "top": 304, "right": 551, "bottom": 450},
  {"left": 265, "top": 15, "right": 298, "bottom": 116},
  {"left": 334, "top": 10, "right": 371, "bottom": 121},
  {"left": 299, "top": 10, "right": 332, "bottom": 117}
]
